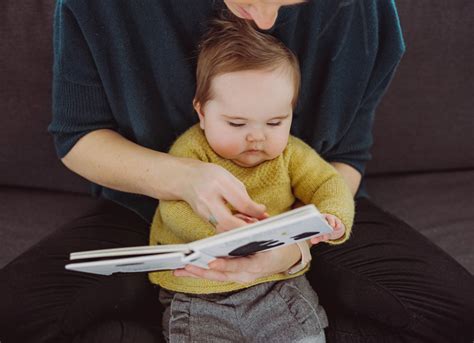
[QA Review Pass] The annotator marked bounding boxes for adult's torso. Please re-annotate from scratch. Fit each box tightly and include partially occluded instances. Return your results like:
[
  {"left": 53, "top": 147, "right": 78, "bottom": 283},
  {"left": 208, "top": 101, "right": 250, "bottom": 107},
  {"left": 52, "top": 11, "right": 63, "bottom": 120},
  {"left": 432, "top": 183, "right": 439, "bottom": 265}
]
[
  {"left": 65, "top": 0, "right": 370, "bottom": 152},
  {"left": 59, "top": 0, "right": 402, "bottom": 220}
]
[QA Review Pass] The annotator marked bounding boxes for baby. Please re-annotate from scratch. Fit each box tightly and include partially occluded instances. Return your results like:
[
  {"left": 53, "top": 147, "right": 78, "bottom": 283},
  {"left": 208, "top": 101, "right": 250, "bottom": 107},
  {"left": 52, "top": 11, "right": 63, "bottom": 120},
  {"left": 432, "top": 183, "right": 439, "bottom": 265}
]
[{"left": 149, "top": 15, "right": 354, "bottom": 343}]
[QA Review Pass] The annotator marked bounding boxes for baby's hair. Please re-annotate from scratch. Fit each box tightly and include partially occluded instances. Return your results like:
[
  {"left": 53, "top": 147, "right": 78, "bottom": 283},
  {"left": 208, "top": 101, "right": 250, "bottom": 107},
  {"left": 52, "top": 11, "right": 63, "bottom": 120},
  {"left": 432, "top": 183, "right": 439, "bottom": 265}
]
[{"left": 195, "top": 12, "right": 300, "bottom": 108}]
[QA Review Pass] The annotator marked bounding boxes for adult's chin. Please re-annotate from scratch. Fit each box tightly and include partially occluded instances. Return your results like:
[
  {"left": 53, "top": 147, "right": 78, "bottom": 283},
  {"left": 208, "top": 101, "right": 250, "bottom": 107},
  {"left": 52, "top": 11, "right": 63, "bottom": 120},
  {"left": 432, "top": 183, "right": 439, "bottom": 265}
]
[{"left": 223, "top": 1, "right": 252, "bottom": 20}]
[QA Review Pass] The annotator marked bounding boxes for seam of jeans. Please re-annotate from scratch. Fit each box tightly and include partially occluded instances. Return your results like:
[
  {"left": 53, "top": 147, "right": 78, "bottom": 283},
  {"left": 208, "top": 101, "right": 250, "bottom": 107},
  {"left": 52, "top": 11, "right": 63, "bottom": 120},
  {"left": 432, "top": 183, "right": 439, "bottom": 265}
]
[{"left": 315, "top": 255, "right": 416, "bottom": 333}]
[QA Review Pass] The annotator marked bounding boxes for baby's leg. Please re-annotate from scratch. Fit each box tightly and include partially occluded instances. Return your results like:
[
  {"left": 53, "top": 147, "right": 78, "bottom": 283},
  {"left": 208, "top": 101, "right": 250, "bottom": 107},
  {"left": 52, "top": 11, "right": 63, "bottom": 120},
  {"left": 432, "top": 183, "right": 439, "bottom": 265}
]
[
  {"left": 159, "top": 288, "right": 245, "bottom": 342},
  {"left": 237, "top": 276, "right": 327, "bottom": 342},
  {"left": 159, "top": 276, "right": 327, "bottom": 342}
]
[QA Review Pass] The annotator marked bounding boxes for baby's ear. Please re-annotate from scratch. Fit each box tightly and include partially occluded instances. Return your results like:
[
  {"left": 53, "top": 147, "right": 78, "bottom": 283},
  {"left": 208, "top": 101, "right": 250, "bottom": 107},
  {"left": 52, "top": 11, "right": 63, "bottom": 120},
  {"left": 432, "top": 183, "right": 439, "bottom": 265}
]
[{"left": 193, "top": 99, "right": 205, "bottom": 130}]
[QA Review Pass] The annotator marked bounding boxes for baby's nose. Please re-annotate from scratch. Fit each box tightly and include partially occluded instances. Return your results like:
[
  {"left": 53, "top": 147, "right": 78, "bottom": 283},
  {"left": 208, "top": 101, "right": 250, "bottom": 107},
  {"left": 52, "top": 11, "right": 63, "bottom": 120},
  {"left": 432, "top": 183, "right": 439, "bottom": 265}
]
[{"left": 246, "top": 130, "right": 265, "bottom": 142}]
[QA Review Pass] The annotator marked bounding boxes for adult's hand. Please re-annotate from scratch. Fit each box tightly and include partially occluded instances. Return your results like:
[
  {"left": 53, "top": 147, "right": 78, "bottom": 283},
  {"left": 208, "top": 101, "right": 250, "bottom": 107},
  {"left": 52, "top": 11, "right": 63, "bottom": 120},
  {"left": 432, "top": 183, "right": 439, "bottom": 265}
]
[
  {"left": 175, "top": 158, "right": 268, "bottom": 232},
  {"left": 174, "top": 243, "right": 302, "bottom": 284}
]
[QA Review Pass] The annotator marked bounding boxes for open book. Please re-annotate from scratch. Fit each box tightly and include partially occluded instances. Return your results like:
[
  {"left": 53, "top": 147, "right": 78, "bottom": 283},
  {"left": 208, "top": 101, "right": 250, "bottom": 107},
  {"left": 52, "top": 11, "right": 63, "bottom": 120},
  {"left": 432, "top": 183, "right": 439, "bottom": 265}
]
[{"left": 65, "top": 204, "right": 332, "bottom": 275}]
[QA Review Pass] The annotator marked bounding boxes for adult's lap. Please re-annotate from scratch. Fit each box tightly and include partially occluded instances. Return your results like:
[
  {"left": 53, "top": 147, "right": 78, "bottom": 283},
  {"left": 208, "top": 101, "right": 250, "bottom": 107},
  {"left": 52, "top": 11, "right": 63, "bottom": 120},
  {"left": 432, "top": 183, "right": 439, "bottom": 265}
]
[
  {"left": 0, "top": 201, "right": 163, "bottom": 343},
  {"left": 308, "top": 197, "right": 474, "bottom": 342},
  {"left": 1, "top": 198, "right": 472, "bottom": 343}
]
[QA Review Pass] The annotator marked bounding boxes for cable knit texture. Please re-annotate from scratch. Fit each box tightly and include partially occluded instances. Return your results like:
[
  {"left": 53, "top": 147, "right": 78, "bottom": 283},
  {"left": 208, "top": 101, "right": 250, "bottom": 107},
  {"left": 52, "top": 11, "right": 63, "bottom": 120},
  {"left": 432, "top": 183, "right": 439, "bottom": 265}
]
[{"left": 149, "top": 124, "right": 354, "bottom": 294}]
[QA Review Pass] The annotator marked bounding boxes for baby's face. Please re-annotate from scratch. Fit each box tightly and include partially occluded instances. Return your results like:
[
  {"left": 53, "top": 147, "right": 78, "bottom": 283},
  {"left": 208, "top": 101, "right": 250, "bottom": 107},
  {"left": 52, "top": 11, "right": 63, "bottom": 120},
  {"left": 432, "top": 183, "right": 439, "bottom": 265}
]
[{"left": 196, "top": 68, "right": 294, "bottom": 168}]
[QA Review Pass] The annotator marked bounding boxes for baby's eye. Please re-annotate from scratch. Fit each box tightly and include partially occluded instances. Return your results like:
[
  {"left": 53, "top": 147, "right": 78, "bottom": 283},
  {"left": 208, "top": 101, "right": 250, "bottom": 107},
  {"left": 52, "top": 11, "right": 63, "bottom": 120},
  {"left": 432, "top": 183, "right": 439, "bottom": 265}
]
[
  {"left": 267, "top": 122, "right": 282, "bottom": 126},
  {"left": 228, "top": 122, "right": 245, "bottom": 127}
]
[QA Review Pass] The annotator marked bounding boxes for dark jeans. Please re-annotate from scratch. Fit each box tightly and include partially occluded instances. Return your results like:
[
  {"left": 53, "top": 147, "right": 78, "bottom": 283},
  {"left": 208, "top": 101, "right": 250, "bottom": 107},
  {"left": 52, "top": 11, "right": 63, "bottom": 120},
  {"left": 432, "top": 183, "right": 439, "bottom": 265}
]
[{"left": 0, "top": 198, "right": 472, "bottom": 343}]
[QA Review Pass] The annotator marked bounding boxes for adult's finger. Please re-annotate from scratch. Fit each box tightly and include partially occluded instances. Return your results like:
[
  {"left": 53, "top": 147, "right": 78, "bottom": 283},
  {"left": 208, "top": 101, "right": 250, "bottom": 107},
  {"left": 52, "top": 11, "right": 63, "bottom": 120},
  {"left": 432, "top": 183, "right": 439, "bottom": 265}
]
[
  {"left": 209, "top": 199, "right": 249, "bottom": 232},
  {"left": 182, "top": 264, "right": 257, "bottom": 284},
  {"left": 234, "top": 213, "right": 258, "bottom": 224},
  {"left": 310, "top": 236, "right": 325, "bottom": 245},
  {"left": 209, "top": 245, "right": 297, "bottom": 275},
  {"left": 310, "top": 234, "right": 330, "bottom": 245},
  {"left": 221, "top": 182, "right": 267, "bottom": 219},
  {"left": 208, "top": 255, "right": 263, "bottom": 274},
  {"left": 173, "top": 269, "right": 199, "bottom": 278}
]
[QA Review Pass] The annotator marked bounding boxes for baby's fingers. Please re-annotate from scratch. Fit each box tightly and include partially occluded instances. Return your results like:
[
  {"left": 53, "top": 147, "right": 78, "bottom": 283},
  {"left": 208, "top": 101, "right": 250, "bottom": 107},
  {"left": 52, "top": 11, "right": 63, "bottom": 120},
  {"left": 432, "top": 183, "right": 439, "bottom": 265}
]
[
  {"left": 310, "top": 234, "right": 331, "bottom": 245},
  {"left": 324, "top": 214, "right": 336, "bottom": 228},
  {"left": 334, "top": 218, "right": 343, "bottom": 230}
]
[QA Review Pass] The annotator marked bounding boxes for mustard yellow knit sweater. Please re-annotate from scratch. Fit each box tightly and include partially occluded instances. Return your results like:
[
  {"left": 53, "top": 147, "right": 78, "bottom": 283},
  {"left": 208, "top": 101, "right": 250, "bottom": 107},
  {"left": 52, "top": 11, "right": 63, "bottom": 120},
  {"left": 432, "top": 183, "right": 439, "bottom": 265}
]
[{"left": 149, "top": 124, "right": 354, "bottom": 294}]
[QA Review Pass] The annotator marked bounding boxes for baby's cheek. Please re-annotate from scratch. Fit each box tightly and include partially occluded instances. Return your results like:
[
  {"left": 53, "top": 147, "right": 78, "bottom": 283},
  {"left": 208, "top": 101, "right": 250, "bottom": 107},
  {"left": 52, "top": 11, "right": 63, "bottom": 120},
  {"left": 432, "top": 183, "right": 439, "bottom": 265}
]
[
  {"left": 266, "top": 140, "right": 287, "bottom": 159},
  {"left": 210, "top": 140, "right": 243, "bottom": 159}
]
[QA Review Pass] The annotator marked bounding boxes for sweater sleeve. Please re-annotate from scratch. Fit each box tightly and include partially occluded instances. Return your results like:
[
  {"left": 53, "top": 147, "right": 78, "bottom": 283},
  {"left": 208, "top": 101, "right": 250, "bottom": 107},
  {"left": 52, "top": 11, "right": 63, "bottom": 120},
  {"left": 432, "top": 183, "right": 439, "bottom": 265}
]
[
  {"left": 150, "top": 126, "right": 215, "bottom": 245},
  {"left": 324, "top": 0, "right": 405, "bottom": 176},
  {"left": 325, "top": 61, "right": 403, "bottom": 176},
  {"left": 287, "top": 136, "right": 355, "bottom": 244},
  {"left": 48, "top": 0, "right": 117, "bottom": 158}
]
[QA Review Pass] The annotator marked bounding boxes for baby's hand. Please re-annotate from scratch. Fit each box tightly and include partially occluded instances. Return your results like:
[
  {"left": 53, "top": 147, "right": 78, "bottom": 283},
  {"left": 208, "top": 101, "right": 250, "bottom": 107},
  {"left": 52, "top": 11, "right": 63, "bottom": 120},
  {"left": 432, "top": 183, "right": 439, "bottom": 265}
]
[
  {"left": 233, "top": 212, "right": 268, "bottom": 224},
  {"left": 310, "top": 213, "right": 345, "bottom": 245}
]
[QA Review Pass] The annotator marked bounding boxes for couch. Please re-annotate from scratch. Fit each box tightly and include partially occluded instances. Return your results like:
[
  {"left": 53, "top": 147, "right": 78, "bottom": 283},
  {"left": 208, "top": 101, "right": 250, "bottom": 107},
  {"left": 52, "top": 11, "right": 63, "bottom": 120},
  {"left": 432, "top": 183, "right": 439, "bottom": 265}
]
[{"left": 1, "top": 0, "right": 473, "bottom": 276}]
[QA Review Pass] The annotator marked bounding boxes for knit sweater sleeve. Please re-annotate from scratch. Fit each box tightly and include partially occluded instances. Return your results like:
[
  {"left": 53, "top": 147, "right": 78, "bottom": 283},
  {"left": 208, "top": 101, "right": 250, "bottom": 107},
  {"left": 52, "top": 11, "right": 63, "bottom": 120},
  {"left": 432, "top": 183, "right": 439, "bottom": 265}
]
[
  {"left": 324, "top": 61, "right": 403, "bottom": 176},
  {"left": 287, "top": 136, "right": 355, "bottom": 244},
  {"left": 48, "top": 0, "right": 117, "bottom": 158},
  {"left": 323, "top": 0, "right": 405, "bottom": 176},
  {"left": 150, "top": 126, "right": 214, "bottom": 245}
]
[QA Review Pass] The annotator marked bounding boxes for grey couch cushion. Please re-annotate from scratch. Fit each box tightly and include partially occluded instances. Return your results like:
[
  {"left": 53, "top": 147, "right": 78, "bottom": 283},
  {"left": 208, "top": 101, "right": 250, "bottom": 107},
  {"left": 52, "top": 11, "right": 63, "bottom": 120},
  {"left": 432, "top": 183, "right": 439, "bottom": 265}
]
[
  {"left": 0, "top": 188, "right": 101, "bottom": 268},
  {"left": 366, "top": 170, "right": 474, "bottom": 274},
  {"left": 0, "top": 0, "right": 89, "bottom": 194},
  {"left": 367, "top": 0, "right": 474, "bottom": 175}
]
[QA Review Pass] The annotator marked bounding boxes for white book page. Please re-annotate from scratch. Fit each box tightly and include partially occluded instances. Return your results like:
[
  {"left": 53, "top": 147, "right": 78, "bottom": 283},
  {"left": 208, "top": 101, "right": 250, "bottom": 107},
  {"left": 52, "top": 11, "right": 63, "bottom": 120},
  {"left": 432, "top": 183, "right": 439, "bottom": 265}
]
[
  {"left": 190, "top": 204, "right": 332, "bottom": 257},
  {"left": 70, "top": 244, "right": 190, "bottom": 260},
  {"left": 66, "top": 252, "right": 187, "bottom": 275},
  {"left": 66, "top": 205, "right": 333, "bottom": 275}
]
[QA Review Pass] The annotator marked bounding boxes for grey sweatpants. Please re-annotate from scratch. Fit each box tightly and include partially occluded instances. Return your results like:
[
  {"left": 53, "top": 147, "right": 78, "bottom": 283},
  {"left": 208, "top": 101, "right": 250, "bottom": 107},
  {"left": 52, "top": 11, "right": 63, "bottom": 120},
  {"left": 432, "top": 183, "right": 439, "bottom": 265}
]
[{"left": 159, "top": 276, "right": 328, "bottom": 343}]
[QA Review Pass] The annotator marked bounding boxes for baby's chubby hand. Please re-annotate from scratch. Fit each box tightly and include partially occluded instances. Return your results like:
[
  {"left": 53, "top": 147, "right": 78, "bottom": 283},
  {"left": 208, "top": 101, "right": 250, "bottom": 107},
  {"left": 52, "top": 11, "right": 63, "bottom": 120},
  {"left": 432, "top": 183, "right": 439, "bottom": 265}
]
[{"left": 310, "top": 213, "right": 345, "bottom": 245}]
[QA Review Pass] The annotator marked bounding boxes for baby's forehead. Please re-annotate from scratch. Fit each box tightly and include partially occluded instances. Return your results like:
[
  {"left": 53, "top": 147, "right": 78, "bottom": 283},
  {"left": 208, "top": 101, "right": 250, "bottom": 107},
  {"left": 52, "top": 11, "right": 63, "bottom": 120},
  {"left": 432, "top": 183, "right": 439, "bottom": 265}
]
[
  {"left": 210, "top": 67, "right": 296, "bottom": 91},
  {"left": 209, "top": 64, "right": 298, "bottom": 100}
]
